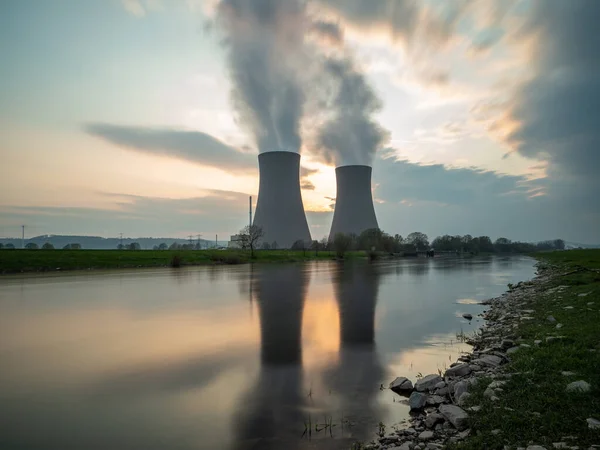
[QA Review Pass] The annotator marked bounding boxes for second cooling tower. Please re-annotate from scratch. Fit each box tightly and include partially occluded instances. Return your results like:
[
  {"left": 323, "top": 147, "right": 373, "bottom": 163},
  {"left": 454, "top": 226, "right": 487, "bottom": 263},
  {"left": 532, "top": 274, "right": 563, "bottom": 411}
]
[
  {"left": 329, "top": 165, "right": 379, "bottom": 238},
  {"left": 253, "top": 151, "right": 312, "bottom": 248}
]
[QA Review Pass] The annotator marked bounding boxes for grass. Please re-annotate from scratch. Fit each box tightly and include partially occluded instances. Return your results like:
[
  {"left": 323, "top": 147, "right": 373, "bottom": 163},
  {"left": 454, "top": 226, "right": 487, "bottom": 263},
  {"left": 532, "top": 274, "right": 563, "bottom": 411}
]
[
  {"left": 451, "top": 249, "right": 600, "bottom": 449},
  {"left": 0, "top": 248, "right": 367, "bottom": 274}
]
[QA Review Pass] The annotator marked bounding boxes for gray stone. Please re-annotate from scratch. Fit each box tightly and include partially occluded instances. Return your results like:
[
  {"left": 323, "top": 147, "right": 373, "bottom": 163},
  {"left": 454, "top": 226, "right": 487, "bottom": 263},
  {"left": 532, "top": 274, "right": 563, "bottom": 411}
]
[
  {"left": 454, "top": 380, "right": 469, "bottom": 401},
  {"left": 397, "top": 443, "right": 412, "bottom": 450},
  {"left": 556, "top": 323, "right": 563, "bottom": 329},
  {"left": 488, "top": 380, "right": 506, "bottom": 389},
  {"left": 434, "top": 381, "right": 446, "bottom": 389},
  {"left": 445, "top": 363, "right": 472, "bottom": 378},
  {"left": 506, "top": 346, "right": 520, "bottom": 354},
  {"left": 390, "top": 377, "right": 414, "bottom": 395},
  {"left": 484, "top": 387, "right": 496, "bottom": 398},
  {"left": 424, "top": 413, "right": 444, "bottom": 429},
  {"left": 534, "top": 340, "right": 542, "bottom": 345},
  {"left": 491, "top": 429, "right": 501, "bottom": 435},
  {"left": 439, "top": 404, "right": 469, "bottom": 431},
  {"left": 462, "top": 313, "right": 473, "bottom": 320},
  {"left": 501, "top": 339, "right": 515, "bottom": 349},
  {"left": 435, "top": 387, "right": 449, "bottom": 396},
  {"left": 553, "top": 444, "right": 568, "bottom": 449},
  {"left": 473, "top": 354, "right": 503, "bottom": 367},
  {"left": 526, "top": 446, "right": 548, "bottom": 450},
  {"left": 427, "top": 444, "right": 443, "bottom": 450},
  {"left": 547, "top": 315, "right": 557, "bottom": 323},
  {"left": 587, "top": 417, "right": 600, "bottom": 429},
  {"left": 426, "top": 395, "right": 445, "bottom": 405},
  {"left": 566, "top": 380, "right": 591, "bottom": 393},
  {"left": 561, "top": 371, "right": 576, "bottom": 376},
  {"left": 409, "top": 391, "right": 428, "bottom": 410},
  {"left": 458, "top": 392, "right": 472, "bottom": 406},
  {"left": 418, "top": 430, "right": 434, "bottom": 440},
  {"left": 415, "top": 374, "right": 443, "bottom": 392}
]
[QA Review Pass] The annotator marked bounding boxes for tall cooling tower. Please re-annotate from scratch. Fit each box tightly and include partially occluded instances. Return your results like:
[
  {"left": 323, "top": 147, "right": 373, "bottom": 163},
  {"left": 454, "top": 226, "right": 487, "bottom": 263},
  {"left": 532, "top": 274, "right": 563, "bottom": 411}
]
[
  {"left": 253, "top": 151, "right": 312, "bottom": 248},
  {"left": 329, "top": 165, "right": 379, "bottom": 238}
]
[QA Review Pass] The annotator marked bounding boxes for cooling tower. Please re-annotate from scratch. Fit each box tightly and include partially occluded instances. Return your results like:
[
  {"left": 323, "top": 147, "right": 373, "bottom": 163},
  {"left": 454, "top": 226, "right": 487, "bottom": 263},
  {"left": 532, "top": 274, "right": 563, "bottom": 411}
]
[
  {"left": 329, "top": 165, "right": 379, "bottom": 238},
  {"left": 253, "top": 151, "right": 312, "bottom": 248}
]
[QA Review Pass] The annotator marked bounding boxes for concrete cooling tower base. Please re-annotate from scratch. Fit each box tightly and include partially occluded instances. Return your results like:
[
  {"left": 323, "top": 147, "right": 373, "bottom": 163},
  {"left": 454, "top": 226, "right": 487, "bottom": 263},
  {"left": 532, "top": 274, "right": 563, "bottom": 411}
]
[
  {"left": 253, "top": 151, "right": 312, "bottom": 249},
  {"left": 329, "top": 165, "right": 379, "bottom": 238}
]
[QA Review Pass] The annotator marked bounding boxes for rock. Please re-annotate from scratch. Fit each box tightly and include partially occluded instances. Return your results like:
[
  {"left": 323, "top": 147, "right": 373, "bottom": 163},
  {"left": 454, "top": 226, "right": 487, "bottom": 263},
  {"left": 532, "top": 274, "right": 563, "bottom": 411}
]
[
  {"left": 506, "top": 346, "right": 520, "bottom": 354},
  {"left": 439, "top": 404, "right": 469, "bottom": 431},
  {"left": 463, "top": 313, "right": 473, "bottom": 320},
  {"left": 553, "top": 443, "right": 568, "bottom": 449},
  {"left": 469, "top": 406, "right": 481, "bottom": 412},
  {"left": 418, "top": 430, "right": 434, "bottom": 440},
  {"left": 491, "top": 429, "right": 501, "bottom": 435},
  {"left": 501, "top": 339, "right": 515, "bottom": 349},
  {"left": 566, "top": 380, "right": 591, "bottom": 393},
  {"left": 424, "top": 413, "right": 444, "bottom": 429},
  {"left": 454, "top": 381, "right": 469, "bottom": 401},
  {"left": 409, "top": 391, "right": 428, "bottom": 410},
  {"left": 484, "top": 387, "right": 496, "bottom": 398},
  {"left": 556, "top": 323, "right": 563, "bottom": 329},
  {"left": 561, "top": 371, "right": 576, "bottom": 376},
  {"left": 473, "top": 354, "right": 503, "bottom": 367},
  {"left": 434, "top": 381, "right": 446, "bottom": 389},
  {"left": 534, "top": 340, "right": 542, "bottom": 345},
  {"left": 445, "top": 363, "right": 472, "bottom": 378},
  {"left": 390, "top": 377, "right": 414, "bottom": 395},
  {"left": 415, "top": 374, "right": 443, "bottom": 392},
  {"left": 427, "top": 444, "right": 443, "bottom": 450},
  {"left": 426, "top": 395, "right": 445, "bottom": 405},
  {"left": 457, "top": 428, "right": 471, "bottom": 439},
  {"left": 526, "top": 446, "right": 548, "bottom": 450},
  {"left": 587, "top": 417, "right": 600, "bottom": 429},
  {"left": 547, "top": 315, "right": 557, "bottom": 323},
  {"left": 397, "top": 443, "right": 412, "bottom": 450},
  {"left": 488, "top": 380, "right": 506, "bottom": 389},
  {"left": 458, "top": 392, "right": 472, "bottom": 406}
]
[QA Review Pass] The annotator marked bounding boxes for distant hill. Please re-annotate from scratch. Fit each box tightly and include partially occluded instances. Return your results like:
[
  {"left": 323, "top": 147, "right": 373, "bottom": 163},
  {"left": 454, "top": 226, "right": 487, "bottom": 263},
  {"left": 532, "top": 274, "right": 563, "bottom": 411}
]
[{"left": 0, "top": 235, "right": 228, "bottom": 250}]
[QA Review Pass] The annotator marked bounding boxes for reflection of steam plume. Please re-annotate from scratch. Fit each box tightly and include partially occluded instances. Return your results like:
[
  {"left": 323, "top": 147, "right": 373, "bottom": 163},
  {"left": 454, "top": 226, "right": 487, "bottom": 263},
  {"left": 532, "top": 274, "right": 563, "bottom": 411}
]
[{"left": 232, "top": 265, "right": 309, "bottom": 450}]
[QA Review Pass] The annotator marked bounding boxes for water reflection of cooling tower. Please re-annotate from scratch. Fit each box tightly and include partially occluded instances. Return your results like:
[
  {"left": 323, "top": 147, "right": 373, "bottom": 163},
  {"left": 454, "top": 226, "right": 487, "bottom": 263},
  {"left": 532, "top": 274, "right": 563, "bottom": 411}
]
[
  {"left": 232, "top": 265, "right": 309, "bottom": 450},
  {"left": 334, "top": 263, "right": 379, "bottom": 345},
  {"left": 253, "top": 152, "right": 312, "bottom": 249},
  {"left": 253, "top": 265, "right": 309, "bottom": 365}
]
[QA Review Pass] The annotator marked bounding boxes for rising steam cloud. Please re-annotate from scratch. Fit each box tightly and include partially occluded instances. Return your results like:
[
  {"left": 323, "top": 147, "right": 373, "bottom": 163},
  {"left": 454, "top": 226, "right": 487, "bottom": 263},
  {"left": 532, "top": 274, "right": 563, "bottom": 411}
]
[
  {"left": 314, "top": 56, "right": 390, "bottom": 167},
  {"left": 216, "top": 0, "right": 307, "bottom": 154},
  {"left": 215, "top": 0, "right": 387, "bottom": 166}
]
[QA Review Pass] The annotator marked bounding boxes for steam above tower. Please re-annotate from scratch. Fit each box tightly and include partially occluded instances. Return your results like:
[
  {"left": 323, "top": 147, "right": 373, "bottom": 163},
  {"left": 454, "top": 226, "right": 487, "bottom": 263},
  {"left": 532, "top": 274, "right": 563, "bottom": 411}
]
[
  {"left": 329, "top": 165, "right": 379, "bottom": 238},
  {"left": 253, "top": 151, "right": 312, "bottom": 248}
]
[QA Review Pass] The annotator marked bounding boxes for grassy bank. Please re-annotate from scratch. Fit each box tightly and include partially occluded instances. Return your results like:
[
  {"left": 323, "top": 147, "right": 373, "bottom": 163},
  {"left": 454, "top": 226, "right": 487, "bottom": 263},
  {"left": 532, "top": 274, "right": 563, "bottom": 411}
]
[
  {"left": 454, "top": 249, "right": 600, "bottom": 449},
  {"left": 0, "top": 248, "right": 366, "bottom": 274}
]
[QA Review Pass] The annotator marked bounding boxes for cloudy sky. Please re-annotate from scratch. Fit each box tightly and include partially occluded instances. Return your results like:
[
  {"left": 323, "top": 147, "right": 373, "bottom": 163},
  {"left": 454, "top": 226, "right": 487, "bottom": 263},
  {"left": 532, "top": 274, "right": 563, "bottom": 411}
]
[{"left": 1, "top": 0, "right": 598, "bottom": 243}]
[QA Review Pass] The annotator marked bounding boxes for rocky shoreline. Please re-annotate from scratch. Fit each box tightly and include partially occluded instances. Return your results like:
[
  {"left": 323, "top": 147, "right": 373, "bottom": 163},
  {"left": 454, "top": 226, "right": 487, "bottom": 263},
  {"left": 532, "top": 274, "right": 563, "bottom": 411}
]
[{"left": 363, "top": 262, "right": 597, "bottom": 450}]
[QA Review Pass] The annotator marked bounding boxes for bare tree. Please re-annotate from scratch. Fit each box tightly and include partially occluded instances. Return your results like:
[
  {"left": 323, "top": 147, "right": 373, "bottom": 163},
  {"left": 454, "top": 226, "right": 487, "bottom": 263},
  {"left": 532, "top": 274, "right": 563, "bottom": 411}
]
[{"left": 239, "top": 225, "right": 264, "bottom": 259}]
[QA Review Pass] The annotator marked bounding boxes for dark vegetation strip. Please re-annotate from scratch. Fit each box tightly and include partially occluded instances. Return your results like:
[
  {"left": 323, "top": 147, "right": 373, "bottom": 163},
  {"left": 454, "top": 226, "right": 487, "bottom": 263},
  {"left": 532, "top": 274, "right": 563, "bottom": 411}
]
[
  {"left": 452, "top": 249, "right": 600, "bottom": 449},
  {"left": 0, "top": 249, "right": 367, "bottom": 274}
]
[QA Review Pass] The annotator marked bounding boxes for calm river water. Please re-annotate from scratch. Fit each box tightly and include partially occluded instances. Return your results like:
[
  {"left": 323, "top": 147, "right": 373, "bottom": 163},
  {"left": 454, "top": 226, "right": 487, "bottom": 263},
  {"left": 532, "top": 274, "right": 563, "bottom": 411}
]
[{"left": 0, "top": 256, "right": 536, "bottom": 450}]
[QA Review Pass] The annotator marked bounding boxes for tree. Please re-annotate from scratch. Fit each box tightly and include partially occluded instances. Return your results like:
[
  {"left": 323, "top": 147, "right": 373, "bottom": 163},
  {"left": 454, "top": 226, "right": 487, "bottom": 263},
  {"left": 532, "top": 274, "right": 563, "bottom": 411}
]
[
  {"left": 5, "top": 243, "right": 15, "bottom": 249},
  {"left": 0, "top": 243, "right": 3, "bottom": 249},
  {"left": 128, "top": 242, "right": 141, "bottom": 250},
  {"left": 406, "top": 232, "right": 429, "bottom": 251},
  {"left": 477, "top": 236, "right": 494, "bottom": 253},
  {"left": 25, "top": 243, "right": 39, "bottom": 249},
  {"left": 238, "top": 225, "right": 264, "bottom": 259},
  {"left": 311, "top": 240, "right": 320, "bottom": 256},
  {"left": 494, "top": 237, "right": 512, "bottom": 253},
  {"left": 169, "top": 242, "right": 180, "bottom": 250},
  {"left": 42, "top": 242, "right": 55, "bottom": 250},
  {"left": 333, "top": 233, "right": 352, "bottom": 259},
  {"left": 271, "top": 241, "right": 278, "bottom": 250},
  {"left": 158, "top": 243, "right": 168, "bottom": 250},
  {"left": 117, "top": 244, "right": 124, "bottom": 250},
  {"left": 63, "top": 243, "right": 81, "bottom": 249},
  {"left": 553, "top": 239, "right": 565, "bottom": 250}
]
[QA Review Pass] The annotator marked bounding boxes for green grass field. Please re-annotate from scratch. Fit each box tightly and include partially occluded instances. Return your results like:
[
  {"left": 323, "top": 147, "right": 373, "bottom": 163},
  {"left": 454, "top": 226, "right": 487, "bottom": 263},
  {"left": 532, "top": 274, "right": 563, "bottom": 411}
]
[
  {"left": 0, "top": 248, "right": 364, "bottom": 273},
  {"left": 453, "top": 249, "right": 600, "bottom": 449}
]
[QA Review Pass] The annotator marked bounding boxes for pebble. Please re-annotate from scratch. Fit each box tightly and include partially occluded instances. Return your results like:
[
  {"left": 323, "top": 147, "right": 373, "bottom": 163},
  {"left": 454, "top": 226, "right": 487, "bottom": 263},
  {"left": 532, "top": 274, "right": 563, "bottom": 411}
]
[
  {"left": 566, "top": 380, "right": 591, "bottom": 393},
  {"left": 587, "top": 417, "right": 600, "bottom": 429},
  {"left": 418, "top": 430, "right": 434, "bottom": 440}
]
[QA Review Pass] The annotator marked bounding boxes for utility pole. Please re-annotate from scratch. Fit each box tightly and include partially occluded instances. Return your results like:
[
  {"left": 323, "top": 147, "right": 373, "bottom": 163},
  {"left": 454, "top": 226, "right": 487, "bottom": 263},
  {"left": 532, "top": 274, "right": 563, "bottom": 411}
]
[
  {"left": 188, "top": 235, "right": 193, "bottom": 247},
  {"left": 21, "top": 225, "right": 25, "bottom": 249},
  {"left": 249, "top": 196, "right": 252, "bottom": 229},
  {"left": 215, "top": 234, "right": 218, "bottom": 249},
  {"left": 196, "top": 234, "right": 202, "bottom": 250},
  {"left": 119, "top": 233, "right": 123, "bottom": 249}
]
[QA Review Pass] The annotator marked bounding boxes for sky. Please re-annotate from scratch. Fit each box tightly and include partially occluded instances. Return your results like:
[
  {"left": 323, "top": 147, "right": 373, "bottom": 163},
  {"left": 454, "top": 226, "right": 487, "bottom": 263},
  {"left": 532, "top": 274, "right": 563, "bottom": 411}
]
[{"left": 1, "top": 0, "right": 598, "bottom": 244}]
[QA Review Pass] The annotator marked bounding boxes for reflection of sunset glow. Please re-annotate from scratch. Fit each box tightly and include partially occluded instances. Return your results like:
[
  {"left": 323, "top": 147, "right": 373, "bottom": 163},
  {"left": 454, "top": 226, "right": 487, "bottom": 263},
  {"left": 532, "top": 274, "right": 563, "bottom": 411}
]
[
  {"left": 387, "top": 333, "right": 471, "bottom": 380},
  {"left": 0, "top": 306, "right": 259, "bottom": 388},
  {"left": 301, "top": 295, "right": 340, "bottom": 368}
]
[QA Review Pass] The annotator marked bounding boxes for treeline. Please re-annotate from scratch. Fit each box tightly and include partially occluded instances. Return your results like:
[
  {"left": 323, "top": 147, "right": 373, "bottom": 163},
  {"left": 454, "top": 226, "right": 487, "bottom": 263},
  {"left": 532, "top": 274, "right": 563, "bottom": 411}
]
[
  {"left": 317, "top": 229, "right": 565, "bottom": 258},
  {"left": 0, "top": 242, "right": 82, "bottom": 250}
]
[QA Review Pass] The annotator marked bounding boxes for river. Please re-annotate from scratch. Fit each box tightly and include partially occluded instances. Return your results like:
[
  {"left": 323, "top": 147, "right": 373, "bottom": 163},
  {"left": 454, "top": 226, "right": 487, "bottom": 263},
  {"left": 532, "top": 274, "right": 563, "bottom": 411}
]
[{"left": 0, "top": 255, "right": 535, "bottom": 450}]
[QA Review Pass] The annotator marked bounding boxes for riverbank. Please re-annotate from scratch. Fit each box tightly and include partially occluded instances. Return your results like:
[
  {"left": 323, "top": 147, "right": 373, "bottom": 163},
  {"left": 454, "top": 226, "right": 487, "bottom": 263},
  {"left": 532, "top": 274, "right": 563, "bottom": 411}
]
[
  {"left": 0, "top": 249, "right": 368, "bottom": 274},
  {"left": 363, "top": 250, "right": 600, "bottom": 450}
]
